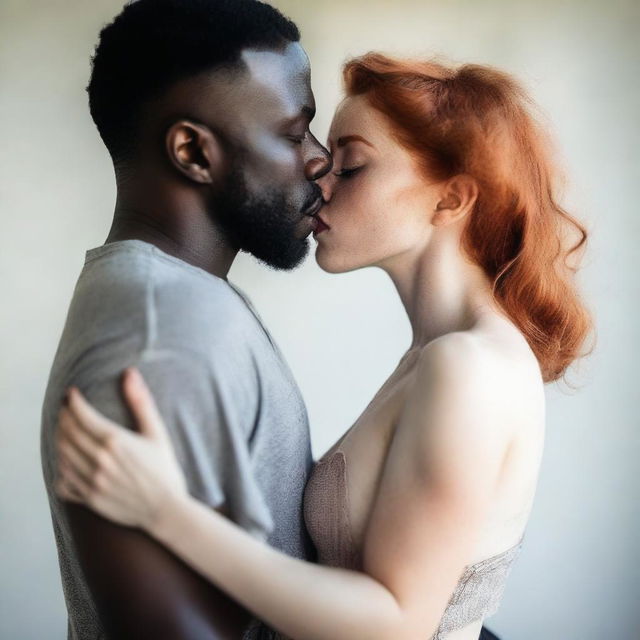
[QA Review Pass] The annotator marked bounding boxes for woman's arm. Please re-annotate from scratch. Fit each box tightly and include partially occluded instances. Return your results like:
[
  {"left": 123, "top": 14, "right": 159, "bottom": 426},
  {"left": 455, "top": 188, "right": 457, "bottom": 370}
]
[
  {"left": 56, "top": 335, "right": 509, "bottom": 640},
  {"left": 153, "top": 491, "right": 404, "bottom": 640}
]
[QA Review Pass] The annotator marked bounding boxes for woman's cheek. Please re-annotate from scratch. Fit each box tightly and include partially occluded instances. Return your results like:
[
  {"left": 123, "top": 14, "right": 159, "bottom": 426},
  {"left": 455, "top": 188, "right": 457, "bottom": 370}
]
[
  {"left": 318, "top": 217, "right": 374, "bottom": 274},
  {"left": 314, "top": 175, "right": 383, "bottom": 272}
]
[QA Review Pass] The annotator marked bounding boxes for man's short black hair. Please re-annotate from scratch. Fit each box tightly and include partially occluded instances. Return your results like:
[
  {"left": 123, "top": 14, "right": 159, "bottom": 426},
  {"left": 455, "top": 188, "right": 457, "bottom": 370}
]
[{"left": 87, "top": 0, "right": 300, "bottom": 163}]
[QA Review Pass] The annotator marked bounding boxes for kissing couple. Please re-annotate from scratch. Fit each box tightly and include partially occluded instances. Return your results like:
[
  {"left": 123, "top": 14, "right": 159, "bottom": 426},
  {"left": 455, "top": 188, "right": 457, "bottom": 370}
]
[{"left": 42, "top": 1, "right": 591, "bottom": 639}]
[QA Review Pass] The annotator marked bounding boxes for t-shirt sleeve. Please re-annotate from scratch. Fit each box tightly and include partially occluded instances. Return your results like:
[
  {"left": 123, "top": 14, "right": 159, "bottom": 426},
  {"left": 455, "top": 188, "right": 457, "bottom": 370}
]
[{"left": 79, "top": 346, "right": 274, "bottom": 542}]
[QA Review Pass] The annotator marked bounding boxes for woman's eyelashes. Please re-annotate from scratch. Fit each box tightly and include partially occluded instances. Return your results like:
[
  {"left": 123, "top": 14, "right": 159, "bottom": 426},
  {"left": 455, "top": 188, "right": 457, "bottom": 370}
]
[{"left": 334, "top": 166, "right": 363, "bottom": 179}]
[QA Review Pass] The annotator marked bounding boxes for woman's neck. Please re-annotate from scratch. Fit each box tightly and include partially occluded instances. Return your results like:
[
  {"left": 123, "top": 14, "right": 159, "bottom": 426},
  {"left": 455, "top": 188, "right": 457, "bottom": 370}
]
[{"left": 384, "top": 235, "right": 501, "bottom": 351}]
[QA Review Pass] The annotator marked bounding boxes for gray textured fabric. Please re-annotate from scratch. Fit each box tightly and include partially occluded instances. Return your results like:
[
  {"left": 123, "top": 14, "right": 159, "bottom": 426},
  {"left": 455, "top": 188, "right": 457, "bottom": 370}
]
[{"left": 40, "top": 239, "right": 315, "bottom": 640}]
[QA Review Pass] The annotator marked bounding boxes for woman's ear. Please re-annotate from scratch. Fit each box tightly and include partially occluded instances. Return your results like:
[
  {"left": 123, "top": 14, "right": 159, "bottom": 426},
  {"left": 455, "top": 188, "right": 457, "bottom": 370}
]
[
  {"left": 432, "top": 174, "right": 479, "bottom": 226},
  {"left": 165, "top": 120, "right": 224, "bottom": 185}
]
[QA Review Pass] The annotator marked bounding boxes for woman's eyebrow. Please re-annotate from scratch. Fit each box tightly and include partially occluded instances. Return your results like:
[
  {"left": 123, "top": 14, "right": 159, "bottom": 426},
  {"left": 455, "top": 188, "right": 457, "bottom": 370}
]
[
  {"left": 338, "top": 134, "right": 374, "bottom": 148},
  {"left": 329, "top": 134, "right": 376, "bottom": 154}
]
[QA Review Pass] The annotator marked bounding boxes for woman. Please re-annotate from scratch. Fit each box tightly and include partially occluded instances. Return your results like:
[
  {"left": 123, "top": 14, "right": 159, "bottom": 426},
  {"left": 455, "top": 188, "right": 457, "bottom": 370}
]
[{"left": 55, "top": 53, "right": 591, "bottom": 640}]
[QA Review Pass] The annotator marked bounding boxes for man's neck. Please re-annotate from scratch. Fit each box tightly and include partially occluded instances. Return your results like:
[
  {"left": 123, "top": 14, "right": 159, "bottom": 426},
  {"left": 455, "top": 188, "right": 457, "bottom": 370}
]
[{"left": 105, "top": 202, "right": 238, "bottom": 280}]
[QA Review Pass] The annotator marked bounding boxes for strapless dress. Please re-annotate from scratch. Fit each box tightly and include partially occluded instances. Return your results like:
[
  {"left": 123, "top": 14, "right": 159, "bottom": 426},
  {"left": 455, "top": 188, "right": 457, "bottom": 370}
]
[{"left": 303, "top": 449, "right": 524, "bottom": 639}]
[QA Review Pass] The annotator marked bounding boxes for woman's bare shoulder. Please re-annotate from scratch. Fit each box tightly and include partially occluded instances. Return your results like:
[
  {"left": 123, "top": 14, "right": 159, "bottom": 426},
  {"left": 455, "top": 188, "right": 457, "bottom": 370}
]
[
  {"left": 418, "top": 321, "right": 541, "bottom": 386},
  {"left": 412, "top": 327, "right": 543, "bottom": 436}
]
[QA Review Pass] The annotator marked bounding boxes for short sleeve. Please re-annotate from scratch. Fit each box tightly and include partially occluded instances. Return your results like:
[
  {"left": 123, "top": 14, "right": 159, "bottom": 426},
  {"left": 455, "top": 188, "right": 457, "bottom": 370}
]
[{"left": 80, "top": 346, "right": 275, "bottom": 542}]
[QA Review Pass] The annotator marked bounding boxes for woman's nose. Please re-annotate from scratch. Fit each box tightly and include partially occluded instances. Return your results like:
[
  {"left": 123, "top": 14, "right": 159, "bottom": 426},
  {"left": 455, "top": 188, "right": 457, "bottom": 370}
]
[{"left": 315, "top": 170, "right": 333, "bottom": 203}]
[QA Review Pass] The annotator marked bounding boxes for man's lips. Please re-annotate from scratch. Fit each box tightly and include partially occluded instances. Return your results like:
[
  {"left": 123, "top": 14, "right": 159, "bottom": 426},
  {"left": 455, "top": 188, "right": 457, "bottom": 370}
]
[
  {"left": 303, "top": 197, "right": 331, "bottom": 235},
  {"left": 303, "top": 196, "right": 324, "bottom": 217}
]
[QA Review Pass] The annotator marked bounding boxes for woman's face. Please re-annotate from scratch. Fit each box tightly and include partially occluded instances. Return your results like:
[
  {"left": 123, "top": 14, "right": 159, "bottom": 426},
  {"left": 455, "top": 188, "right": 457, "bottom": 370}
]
[{"left": 314, "top": 94, "right": 441, "bottom": 274}]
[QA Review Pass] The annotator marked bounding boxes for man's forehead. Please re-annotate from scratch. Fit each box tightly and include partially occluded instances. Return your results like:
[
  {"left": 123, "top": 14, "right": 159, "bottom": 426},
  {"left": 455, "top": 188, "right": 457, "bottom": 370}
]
[
  {"left": 205, "top": 43, "right": 315, "bottom": 127},
  {"left": 161, "top": 42, "right": 314, "bottom": 135},
  {"left": 239, "top": 43, "right": 312, "bottom": 109},
  {"left": 240, "top": 41, "right": 311, "bottom": 84}
]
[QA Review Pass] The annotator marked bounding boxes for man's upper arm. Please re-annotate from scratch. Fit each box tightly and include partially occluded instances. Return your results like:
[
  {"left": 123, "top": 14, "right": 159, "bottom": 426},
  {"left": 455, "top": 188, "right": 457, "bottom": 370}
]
[
  {"left": 65, "top": 502, "right": 251, "bottom": 639},
  {"left": 64, "top": 348, "right": 264, "bottom": 639}
]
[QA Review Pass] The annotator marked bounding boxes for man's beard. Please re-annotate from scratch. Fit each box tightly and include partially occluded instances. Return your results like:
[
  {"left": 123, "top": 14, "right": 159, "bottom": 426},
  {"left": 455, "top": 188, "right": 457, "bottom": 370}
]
[{"left": 213, "top": 163, "right": 313, "bottom": 271}]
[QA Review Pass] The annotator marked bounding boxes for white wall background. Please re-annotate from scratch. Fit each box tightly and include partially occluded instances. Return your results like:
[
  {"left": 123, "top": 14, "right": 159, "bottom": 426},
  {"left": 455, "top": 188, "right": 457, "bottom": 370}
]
[{"left": 1, "top": 1, "right": 638, "bottom": 638}]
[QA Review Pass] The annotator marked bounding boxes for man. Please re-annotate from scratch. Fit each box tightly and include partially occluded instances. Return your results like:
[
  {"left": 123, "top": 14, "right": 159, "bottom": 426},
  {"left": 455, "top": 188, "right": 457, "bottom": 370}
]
[{"left": 41, "top": 1, "right": 331, "bottom": 638}]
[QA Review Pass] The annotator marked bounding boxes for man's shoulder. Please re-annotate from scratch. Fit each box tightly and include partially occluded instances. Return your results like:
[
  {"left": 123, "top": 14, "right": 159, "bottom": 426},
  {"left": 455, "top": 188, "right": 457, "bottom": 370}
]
[
  {"left": 77, "top": 240, "right": 255, "bottom": 339},
  {"left": 81, "top": 240, "right": 236, "bottom": 301}
]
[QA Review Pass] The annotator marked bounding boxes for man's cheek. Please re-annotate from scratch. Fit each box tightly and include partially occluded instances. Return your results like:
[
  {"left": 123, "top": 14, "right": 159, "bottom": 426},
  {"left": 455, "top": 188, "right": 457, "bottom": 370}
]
[{"left": 248, "top": 152, "right": 297, "bottom": 186}]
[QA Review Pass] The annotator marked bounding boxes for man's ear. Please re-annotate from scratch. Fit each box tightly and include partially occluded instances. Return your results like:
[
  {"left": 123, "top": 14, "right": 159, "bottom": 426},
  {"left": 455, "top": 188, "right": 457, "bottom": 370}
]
[
  {"left": 432, "top": 174, "right": 479, "bottom": 227},
  {"left": 165, "top": 120, "right": 224, "bottom": 185}
]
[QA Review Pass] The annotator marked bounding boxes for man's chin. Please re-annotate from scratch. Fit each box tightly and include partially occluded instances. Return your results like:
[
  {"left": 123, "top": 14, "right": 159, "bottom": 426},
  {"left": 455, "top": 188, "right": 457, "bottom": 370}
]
[{"left": 247, "top": 237, "right": 310, "bottom": 271}]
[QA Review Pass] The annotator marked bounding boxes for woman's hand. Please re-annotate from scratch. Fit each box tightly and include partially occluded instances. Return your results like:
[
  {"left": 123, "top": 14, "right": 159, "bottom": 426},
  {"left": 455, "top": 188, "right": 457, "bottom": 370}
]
[{"left": 55, "top": 367, "right": 188, "bottom": 531}]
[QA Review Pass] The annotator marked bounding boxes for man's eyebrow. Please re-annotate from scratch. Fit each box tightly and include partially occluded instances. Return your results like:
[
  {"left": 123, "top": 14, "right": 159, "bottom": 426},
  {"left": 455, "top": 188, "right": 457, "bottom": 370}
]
[{"left": 279, "top": 105, "right": 316, "bottom": 127}]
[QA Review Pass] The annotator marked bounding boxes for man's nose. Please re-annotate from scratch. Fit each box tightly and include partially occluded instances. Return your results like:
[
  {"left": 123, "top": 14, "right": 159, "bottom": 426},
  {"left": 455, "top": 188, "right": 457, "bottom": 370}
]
[{"left": 304, "top": 139, "right": 333, "bottom": 182}]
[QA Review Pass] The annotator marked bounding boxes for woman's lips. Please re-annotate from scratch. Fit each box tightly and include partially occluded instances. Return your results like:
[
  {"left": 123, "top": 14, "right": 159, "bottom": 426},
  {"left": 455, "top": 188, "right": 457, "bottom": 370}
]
[
  {"left": 313, "top": 215, "right": 330, "bottom": 236},
  {"left": 303, "top": 197, "right": 330, "bottom": 237}
]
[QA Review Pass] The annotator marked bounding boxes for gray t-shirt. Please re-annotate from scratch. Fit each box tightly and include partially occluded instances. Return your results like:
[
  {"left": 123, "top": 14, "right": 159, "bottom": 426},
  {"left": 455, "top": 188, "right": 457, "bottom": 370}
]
[{"left": 40, "top": 239, "right": 315, "bottom": 639}]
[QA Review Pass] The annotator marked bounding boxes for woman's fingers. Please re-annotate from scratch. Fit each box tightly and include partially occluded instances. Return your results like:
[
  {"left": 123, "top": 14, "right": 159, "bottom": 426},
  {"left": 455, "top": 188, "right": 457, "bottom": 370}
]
[
  {"left": 58, "top": 434, "right": 94, "bottom": 483},
  {"left": 55, "top": 474, "right": 84, "bottom": 504},
  {"left": 57, "top": 456, "right": 92, "bottom": 503},
  {"left": 57, "top": 405, "right": 122, "bottom": 489},
  {"left": 57, "top": 450, "right": 119, "bottom": 517},
  {"left": 56, "top": 475, "right": 88, "bottom": 505},
  {"left": 122, "top": 367, "right": 167, "bottom": 442},
  {"left": 66, "top": 386, "right": 118, "bottom": 441},
  {"left": 58, "top": 406, "right": 101, "bottom": 461}
]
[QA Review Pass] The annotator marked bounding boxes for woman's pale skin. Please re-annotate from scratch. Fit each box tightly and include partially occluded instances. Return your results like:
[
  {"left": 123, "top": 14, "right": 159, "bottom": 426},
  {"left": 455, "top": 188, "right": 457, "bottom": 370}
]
[{"left": 56, "top": 95, "right": 546, "bottom": 640}]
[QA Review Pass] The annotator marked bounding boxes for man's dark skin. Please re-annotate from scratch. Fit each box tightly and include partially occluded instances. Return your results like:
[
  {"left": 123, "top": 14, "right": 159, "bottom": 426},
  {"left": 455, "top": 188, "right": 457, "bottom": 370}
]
[{"left": 66, "top": 41, "right": 332, "bottom": 639}]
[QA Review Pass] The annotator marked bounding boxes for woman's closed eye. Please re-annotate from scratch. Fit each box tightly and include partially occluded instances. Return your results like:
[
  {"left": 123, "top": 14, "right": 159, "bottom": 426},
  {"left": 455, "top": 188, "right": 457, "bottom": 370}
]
[{"left": 334, "top": 166, "right": 363, "bottom": 179}]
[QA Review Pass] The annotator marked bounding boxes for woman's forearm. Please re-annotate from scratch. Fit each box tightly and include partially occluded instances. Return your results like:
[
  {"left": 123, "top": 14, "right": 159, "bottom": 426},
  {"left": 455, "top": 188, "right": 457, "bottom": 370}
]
[{"left": 151, "top": 493, "right": 407, "bottom": 640}]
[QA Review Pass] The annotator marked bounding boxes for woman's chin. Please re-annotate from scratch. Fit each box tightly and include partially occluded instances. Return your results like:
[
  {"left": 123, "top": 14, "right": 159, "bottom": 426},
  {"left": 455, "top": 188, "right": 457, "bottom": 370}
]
[
  {"left": 314, "top": 247, "right": 363, "bottom": 274},
  {"left": 314, "top": 247, "right": 344, "bottom": 274}
]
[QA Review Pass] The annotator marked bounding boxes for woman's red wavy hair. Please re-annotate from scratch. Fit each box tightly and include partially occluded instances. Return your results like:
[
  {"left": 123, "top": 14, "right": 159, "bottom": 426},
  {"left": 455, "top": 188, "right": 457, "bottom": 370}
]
[{"left": 343, "top": 53, "right": 593, "bottom": 383}]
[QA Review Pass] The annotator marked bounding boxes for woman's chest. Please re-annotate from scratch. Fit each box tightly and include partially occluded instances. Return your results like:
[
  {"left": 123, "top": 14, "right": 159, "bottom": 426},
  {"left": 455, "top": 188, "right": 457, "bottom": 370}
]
[{"left": 315, "top": 361, "right": 419, "bottom": 552}]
